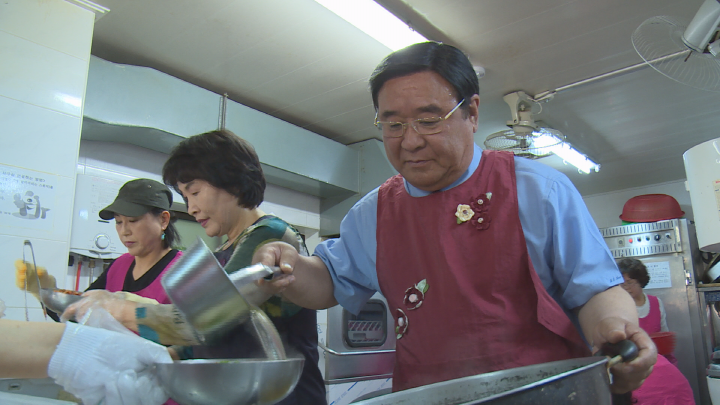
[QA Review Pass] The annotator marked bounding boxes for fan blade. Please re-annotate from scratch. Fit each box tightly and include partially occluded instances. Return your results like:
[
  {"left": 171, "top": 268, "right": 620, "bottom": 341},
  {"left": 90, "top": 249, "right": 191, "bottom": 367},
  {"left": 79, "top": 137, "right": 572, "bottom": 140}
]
[
  {"left": 632, "top": 15, "right": 720, "bottom": 91},
  {"left": 683, "top": 0, "right": 720, "bottom": 52}
]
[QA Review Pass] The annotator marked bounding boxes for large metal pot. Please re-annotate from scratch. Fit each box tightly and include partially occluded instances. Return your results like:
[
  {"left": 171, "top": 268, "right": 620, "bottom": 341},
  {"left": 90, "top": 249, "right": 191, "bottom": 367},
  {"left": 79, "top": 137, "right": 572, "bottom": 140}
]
[
  {"left": 161, "top": 238, "right": 250, "bottom": 343},
  {"left": 161, "top": 238, "right": 280, "bottom": 344},
  {"left": 351, "top": 343, "right": 637, "bottom": 405}
]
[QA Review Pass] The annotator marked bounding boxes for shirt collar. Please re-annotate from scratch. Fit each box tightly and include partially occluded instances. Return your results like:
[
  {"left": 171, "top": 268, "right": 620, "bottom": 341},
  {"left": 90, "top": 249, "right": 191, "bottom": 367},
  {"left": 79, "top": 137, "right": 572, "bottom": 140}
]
[{"left": 405, "top": 144, "right": 483, "bottom": 197}]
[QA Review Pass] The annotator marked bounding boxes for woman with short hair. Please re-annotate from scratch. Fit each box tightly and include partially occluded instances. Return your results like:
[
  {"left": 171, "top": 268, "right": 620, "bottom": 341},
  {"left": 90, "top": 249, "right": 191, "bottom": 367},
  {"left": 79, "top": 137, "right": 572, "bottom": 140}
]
[{"left": 618, "top": 258, "right": 694, "bottom": 405}]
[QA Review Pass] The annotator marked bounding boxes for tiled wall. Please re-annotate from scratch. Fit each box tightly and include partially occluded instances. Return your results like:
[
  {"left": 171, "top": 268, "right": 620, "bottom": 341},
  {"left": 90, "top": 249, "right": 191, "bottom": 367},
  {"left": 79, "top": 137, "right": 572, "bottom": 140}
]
[{"left": 0, "top": 0, "right": 96, "bottom": 320}]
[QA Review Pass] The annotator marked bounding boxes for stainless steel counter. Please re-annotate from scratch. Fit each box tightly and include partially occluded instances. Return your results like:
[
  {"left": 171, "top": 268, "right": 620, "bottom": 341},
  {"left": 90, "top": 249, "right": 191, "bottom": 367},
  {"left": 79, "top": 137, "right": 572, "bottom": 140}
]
[{"left": 0, "top": 378, "right": 78, "bottom": 404}]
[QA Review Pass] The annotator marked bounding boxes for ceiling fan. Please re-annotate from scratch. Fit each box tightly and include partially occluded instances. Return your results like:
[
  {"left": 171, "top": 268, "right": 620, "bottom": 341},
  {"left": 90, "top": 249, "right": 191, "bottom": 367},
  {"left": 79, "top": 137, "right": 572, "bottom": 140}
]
[
  {"left": 632, "top": 0, "right": 720, "bottom": 92},
  {"left": 483, "top": 91, "right": 600, "bottom": 173},
  {"left": 483, "top": 91, "right": 561, "bottom": 159}
]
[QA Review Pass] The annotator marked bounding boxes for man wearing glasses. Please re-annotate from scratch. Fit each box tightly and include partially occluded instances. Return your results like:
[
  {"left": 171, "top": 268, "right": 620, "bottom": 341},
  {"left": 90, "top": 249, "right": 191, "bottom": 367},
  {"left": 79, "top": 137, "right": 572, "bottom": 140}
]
[{"left": 255, "top": 41, "right": 656, "bottom": 393}]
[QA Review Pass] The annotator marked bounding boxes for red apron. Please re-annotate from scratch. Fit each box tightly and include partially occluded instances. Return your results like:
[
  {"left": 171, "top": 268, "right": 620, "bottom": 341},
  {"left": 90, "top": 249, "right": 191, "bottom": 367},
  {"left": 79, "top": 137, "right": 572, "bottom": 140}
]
[
  {"left": 639, "top": 295, "right": 661, "bottom": 333},
  {"left": 632, "top": 354, "right": 695, "bottom": 405},
  {"left": 639, "top": 294, "right": 678, "bottom": 365},
  {"left": 106, "top": 252, "right": 181, "bottom": 405},
  {"left": 376, "top": 150, "right": 590, "bottom": 391}
]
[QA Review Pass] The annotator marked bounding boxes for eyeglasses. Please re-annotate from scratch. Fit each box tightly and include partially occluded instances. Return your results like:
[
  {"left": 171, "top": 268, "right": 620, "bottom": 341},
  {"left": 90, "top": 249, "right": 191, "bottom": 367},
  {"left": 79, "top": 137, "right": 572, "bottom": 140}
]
[
  {"left": 620, "top": 279, "right": 640, "bottom": 288},
  {"left": 374, "top": 99, "right": 465, "bottom": 138}
]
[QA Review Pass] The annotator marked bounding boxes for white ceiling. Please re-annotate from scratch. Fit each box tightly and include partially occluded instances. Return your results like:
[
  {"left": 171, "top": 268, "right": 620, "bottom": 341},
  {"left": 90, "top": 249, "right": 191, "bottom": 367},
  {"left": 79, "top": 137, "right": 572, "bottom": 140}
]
[{"left": 89, "top": 0, "right": 720, "bottom": 196}]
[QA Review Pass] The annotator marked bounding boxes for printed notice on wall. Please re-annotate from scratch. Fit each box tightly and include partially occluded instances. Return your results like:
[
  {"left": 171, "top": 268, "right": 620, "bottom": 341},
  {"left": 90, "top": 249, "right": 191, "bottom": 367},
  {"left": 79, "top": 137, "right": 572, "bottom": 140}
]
[
  {"left": 644, "top": 261, "right": 672, "bottom": 290},
  {"left": 0, "top": 164, "right": 57, "bottom": 231}
]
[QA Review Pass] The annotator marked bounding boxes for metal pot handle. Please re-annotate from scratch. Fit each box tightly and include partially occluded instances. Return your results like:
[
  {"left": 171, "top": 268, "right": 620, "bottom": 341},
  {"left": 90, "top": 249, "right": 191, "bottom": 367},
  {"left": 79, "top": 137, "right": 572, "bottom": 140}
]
[
  {"left": 598, "top": 340, "right": 638, "bottom": 405},
  {"left": 611, "top": 393, "right": 633, "bottom": 405}
]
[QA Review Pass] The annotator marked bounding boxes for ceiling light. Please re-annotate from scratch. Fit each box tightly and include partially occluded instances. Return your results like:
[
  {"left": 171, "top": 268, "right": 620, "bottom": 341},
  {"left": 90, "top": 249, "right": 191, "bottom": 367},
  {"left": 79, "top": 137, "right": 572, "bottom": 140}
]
[
  {"left": 533, "top": 131, "right": 601, "bottom": 174},
  {"left": 313, "top": 0, "right": 428, "bottom": 51}
]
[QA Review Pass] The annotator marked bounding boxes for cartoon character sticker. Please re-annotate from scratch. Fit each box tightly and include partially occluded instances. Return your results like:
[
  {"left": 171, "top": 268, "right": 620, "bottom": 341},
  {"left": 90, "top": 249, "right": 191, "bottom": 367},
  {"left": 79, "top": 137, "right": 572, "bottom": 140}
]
[
  {"left": 1, "top": 165, "right": 56, "bottom": 230},
  {"left": 13, "top": 190, "right": 50, "bottom": 219}
]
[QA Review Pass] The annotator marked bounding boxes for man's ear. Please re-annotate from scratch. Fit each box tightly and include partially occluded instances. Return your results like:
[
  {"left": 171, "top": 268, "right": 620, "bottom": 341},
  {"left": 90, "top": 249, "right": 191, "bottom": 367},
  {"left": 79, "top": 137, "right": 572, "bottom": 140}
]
[{"left": 468, "top": 94, "right": 480, "bottom": 132}]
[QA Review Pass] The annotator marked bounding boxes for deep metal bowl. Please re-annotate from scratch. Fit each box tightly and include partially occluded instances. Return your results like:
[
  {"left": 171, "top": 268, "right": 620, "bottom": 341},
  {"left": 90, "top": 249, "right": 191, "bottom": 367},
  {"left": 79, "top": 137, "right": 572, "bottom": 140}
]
[
  {"left": 155, "top": 358, "right": 305, "bottom": 405},
  {"left": 39, "top": 288, "right": 83, "bottom": 314}
]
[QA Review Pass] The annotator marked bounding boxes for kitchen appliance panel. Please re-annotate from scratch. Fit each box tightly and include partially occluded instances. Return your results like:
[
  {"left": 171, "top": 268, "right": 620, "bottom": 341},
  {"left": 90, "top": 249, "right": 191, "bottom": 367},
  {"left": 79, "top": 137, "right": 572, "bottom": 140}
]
[
  {"left": 323, "top": 294, "right": 396, "bottom": 384},
  {"left": 600, "top": 219, "right": 709, "bottom": 404}
]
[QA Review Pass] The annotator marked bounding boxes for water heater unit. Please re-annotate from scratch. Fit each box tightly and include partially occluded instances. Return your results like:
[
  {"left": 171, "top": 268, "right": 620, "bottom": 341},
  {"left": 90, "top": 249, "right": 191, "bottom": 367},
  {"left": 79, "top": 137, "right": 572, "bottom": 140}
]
[{"left": 70, "top": 174, "right": 127, "bottom": 259}]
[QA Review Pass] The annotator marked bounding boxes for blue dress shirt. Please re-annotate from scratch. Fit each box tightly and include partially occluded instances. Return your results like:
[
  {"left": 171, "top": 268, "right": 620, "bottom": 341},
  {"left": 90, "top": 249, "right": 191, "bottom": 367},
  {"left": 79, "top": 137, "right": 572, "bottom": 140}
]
[{"left": 314, "top": 144, "right": 623, "bottom": 315}]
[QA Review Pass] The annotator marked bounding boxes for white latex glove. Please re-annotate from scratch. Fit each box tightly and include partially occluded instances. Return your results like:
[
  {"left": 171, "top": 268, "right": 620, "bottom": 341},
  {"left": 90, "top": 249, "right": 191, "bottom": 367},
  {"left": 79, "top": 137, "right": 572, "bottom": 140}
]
[
  {"left": 62, "top": 290, "right": 136, "bottom": 324},
  {"left": 48, "top": 322, "right": 172, "bottom": 405},
  {"left": 117, "top": 291, "right": 160, "bottom": 306}
]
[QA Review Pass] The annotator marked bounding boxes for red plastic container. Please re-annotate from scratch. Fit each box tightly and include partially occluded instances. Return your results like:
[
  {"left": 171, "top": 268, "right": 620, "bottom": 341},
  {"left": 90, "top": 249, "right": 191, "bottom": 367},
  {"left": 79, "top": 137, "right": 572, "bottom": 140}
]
[
  {"left": 620, "top": 194, "right": 684, "bottom": 223},
  {"left": 649, "top": 331, "right": 676, "bottom": 355}
]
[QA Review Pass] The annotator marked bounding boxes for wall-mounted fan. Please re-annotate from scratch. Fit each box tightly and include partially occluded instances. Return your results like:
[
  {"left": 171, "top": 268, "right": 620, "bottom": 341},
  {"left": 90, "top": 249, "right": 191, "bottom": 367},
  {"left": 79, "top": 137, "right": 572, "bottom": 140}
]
[
  {"left": 632, "top": 0, "right": 720, "bottom": 92},
  {"left": 483, "top": 91, "right": 564, "bottom": 159}
]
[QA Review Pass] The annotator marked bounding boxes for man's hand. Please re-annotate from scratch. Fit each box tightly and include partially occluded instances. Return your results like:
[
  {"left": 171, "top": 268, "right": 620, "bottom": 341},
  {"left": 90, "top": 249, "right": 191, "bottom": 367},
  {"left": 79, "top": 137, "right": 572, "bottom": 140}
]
[
  {"left": 591, "top": 317, "right": 657, "bottom": 393},
  {"left": 576, "top": 285, "right": 654, "bottom": 393},
  {"left": 14, "top": 259, "right": 56, "bottom": 297},
  {"left": 251, "top": 241, "right": 338, "bottom": 310},
  {"left": 253, "top": 241, "right": 299, "bottom": 293}
]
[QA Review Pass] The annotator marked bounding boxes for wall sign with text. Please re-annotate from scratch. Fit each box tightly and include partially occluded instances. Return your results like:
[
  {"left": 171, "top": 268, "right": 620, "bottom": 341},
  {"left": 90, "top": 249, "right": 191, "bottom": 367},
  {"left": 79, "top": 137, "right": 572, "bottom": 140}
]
[{"left": 0, "top": 164, "right": 57, "bottom": 231}]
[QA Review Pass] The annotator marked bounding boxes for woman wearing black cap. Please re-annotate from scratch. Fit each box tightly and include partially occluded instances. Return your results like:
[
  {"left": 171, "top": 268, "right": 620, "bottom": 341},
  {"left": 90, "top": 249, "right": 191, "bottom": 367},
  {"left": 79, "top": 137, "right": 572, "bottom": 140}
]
[
  {"left": 90, "top": 178, "right": 183, "bottom": 303},
  {"left": 16, "top": 178, "right": 183, "bottom": 313}
]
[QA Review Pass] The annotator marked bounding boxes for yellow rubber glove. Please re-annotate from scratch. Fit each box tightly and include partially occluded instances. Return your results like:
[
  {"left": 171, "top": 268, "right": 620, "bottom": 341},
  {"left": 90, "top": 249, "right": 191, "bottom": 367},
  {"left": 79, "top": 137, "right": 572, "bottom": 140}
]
[{"left": 15, "top": 259, "right": 57, "bottom": 298}]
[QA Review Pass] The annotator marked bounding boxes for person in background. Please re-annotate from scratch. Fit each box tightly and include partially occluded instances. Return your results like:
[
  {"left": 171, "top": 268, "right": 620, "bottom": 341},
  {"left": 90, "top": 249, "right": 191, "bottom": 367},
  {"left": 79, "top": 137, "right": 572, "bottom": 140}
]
[
  {"left": 618, "top": 258, "right": 695, "bottom": 404},
  {"left": 16, "top": 178, "right": 183, "bottom": 315},
  {"left": 17, "top": 179, "right": 183, "bottom": 405},
  {"left": 0, "top": 319, "right": 171, "bottom": 405},
  {"left": 63, "top": 130, "right": 326, "bottom": 405},
  {"left": 252, "top": 41, "right": 656, "bottom": 394},
  {"left": 618, "top": 258, "right": 669, "bottom": 334}
]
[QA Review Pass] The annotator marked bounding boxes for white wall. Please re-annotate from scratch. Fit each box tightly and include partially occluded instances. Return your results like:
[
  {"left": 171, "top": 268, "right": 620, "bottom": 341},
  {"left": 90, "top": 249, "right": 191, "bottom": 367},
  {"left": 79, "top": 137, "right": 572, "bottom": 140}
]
[
  {"left": 582, "top": 179, "right": 692, "bottom": 229},
  {"left": 0, "top": 0, "right": 96, "bottom": 320},
  {"left": 76, "top": 140, "right": 322, "bottom": 234}
]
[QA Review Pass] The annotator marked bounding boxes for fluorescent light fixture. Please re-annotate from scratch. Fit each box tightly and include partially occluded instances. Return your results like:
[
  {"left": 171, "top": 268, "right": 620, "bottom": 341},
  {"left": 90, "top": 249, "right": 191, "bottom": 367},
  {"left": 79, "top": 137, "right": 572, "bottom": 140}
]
[
  {"left": 65, "top": 0, "right": 110, "bottom": 21},
  {"left": 533, "top": 131, "right": 601, "bottom": 174},
  {"left": 55, "top": 93, "right": 82, "bottom": 108},
  {"left": 314, "top": 0, "right": 428, "bottom": 51}
]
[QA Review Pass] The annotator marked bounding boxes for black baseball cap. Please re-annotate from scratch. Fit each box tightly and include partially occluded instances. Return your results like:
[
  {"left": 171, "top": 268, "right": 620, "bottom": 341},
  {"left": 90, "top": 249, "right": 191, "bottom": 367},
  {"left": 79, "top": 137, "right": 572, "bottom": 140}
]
[{"left": 99, "top": 179, "right": 173, "bottom": 220}]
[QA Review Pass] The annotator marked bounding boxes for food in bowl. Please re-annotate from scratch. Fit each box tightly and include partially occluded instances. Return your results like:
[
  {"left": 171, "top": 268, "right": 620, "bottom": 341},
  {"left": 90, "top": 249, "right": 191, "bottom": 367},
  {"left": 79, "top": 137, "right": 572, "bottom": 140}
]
[
  {"left": 39, "top": 288, "right": 84, "bottom": 313},
  {"left": 54, "top": 288, "right": 83, "bottom": 296}
]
